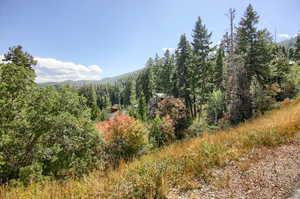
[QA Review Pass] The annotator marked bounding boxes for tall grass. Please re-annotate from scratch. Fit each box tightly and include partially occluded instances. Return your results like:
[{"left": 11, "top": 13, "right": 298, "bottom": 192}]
[{"left": 1, "top": 98, "right": 300, "bottom": 199}]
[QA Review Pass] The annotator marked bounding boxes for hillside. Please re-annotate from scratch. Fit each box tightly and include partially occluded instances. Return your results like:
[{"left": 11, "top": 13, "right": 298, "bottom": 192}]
[
  {"left": 279, "top": 37, "right": 297, "bottom": 49},
  {"left": 38, "top": 68, "right": 142, "bottom": 88},
  {"left": 1, "top": 3, "right": 300, "bottom": 199},
  {"left": 1, "top": 97, "right": 300, "bottom": 199}
]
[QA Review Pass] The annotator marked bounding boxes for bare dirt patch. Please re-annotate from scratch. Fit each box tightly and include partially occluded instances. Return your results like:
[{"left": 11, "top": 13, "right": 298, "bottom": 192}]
[{"left": 168, "top": 138, "right": 300, "bottom": 199}]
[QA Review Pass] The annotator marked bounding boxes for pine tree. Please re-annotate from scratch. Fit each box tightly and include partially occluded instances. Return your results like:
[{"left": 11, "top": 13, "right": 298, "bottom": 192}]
[
  {"left": 122, "top": 80, "right": 132, "bottom": 106},
  {"left": 288, "top": 48, "right": 295, "bottom": 60},
  {"left": 269, "top": 43, "right": 290, "bottom": 85},
  {"left": 79, "top": 85, "right": 100, "bottom": 120},
  {"left": 233, "top": 4, "right": 271, "bottom": 121},
  {"left": 152, "top": 54, "right": 163, "bottom": 92},
  {"left": 191, "top": 17, "right": 213, "bottom": 116},
  {"left": 130, "top": 80, "right": 137, "bottom": 105},
  {"left": 294, "top": 33, "right": 300, "bottom": 61},
  {"left": 176, "top": 34, "right": 193, "bottom": 116},
  {"left": 137, "top": 92, "right": 148, "bottom": 121},
  {"left": 214, "top": 46, "right": 225, "bottom": 90},
  {"left": 4, "top": 45, "right": 37, "bottom": 71},
  {"left": 160, "top": 49, "right": 175, "bottom": 95},
  {"left": 136, "top": 62, "right": 155, "bottom": 104}
]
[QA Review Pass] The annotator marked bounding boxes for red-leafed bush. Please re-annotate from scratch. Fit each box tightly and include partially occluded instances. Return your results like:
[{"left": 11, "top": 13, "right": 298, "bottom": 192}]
[
  {"left": 96, "top": 113, "right": 148, "bottom": 167},
  {"left": 157, "top": 97, "right": 188, "bottom": 137}
]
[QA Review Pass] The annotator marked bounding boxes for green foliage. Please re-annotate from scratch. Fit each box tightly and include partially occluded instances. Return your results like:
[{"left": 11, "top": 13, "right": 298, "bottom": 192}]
[
  {"left": 0, "top": 47, "right": 105, "bottom": 184},
  {"left": 2, "top": 3, "right": 299, "bottom": 188},
  {"left": 3, "top": 45, "right": 37, "bottom": 71},
  {"left": 136, "top": 59, "right": 155, "bottom": 103},
  {"left": 159, "top": 50, "right": 175, "bottom": 95},
  {"left": 269, "top": 53, "right": 290, "bottom": 85},
  {"left": 214, "top": 47, "right": 225, "bottom": 90},
  {"left": 175, "top": 34, "right": 194, "bottom": 116},
  {"left": 227, "top": 4, "right": 273, "bottom": 124},
  {"left": 187, "top": 111, "right": 210, "bottom": 137},
  {"left": 78, "top": 85, "right": 101, "bottom": 120},
  {"left": 287, "top": 64, "right": 300, "bottom": 90},
  {"left": 137, "top": 92, "right": 149, "bottom": 121},
  {"left": 149, "top": 116, "right": 175, "bottom": 148},
  {"left": 191, "top": 17, "right": 214, "bottom": 116},
  {"left": 207, "top": 90, "right": 225, "bottom": 124},
  {"left": 294, "top": 33, "right": 300, "bottom": 61},
  {"left": 251, "top": 80, "right": 279, "bottom": 114}
]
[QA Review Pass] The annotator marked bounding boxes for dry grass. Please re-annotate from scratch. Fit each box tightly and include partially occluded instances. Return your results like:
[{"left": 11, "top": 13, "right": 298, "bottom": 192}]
[{"left": 1, "top": 98, "right": 300, "bottom": 199}]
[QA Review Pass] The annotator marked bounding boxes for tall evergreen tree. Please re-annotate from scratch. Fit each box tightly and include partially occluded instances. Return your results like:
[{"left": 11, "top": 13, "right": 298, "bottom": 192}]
[
  {"left": 191, "top": 17, "right": 213, "bottom": 116},
  {"left": 214, "top": 46, "right": 225, "bottom": 90},
  {"left": 294, "top": 33, "right": 300, "bottom": 61},
  {"left": 130, "top": 80, "right": 137, "bottom": 105},
  {"left": 160, "top": 49, "right": 175, "bottom": 95},
  {"left": 79, "top": 85, "right": 100, "bottom": 120},
  {"left": 137, "top": 91, "right": 148, "bottom": 121},
  {"left": 136, "top": 59, "right": 155, "bottom": 104},
  {"left": 3, "top": 45, "right": 37, "bottom": 71},
  {"left": 233, "top": 4, "right": 271, "bottom": 121},
  {"left": 176, "top": 34, "right": 193, "bottom": 116},
  {"left": 122, "top": 80, "right": 132, "bottom": 106}
]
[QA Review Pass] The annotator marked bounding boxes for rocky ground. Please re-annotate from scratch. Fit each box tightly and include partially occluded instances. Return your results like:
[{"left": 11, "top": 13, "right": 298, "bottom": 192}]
[{"left": 168, "top": 135, "right": 300, "bottom": 199}]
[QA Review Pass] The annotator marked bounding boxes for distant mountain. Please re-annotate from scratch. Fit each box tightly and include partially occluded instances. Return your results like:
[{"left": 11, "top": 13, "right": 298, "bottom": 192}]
[
  {"left": 279, "top": 37, "right": 297, "bottom": 49},
  {"left": 99, "top": 69, "right": 142, "bottom": 83},
  {"left": 38, "top": 68, "right": 143, "bottom": 88}
]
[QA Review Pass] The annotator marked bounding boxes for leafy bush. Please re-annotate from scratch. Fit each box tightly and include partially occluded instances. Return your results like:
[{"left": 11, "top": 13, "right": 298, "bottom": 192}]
[
  {"left": 4, "top": 97, "right": 300, "bottom": 199},
  {"left": 187, "top": 111, "right": 210, "bottom": 137},
  {"left": 97, "top": 110, "right": 110, "bottom": 121},
  {"left": 157, "top": 97, "right": 188, "bottom": 137},
  {"left": 0, "top": 47, "right": 105, "bottom": 184},
  {"left": 149, "top": 115, "right": 176, "bottom": 148},
  {"left": 251, "top": 80, "right": 280, "bottom": 114},
  {"left": 0, "top": 87, "right": 105, "bottom": 184},
  {"left": 287, "top": 63, "right": 300, "bottom": 94},
  {"left": 207, "top": 90, "right": 225, "bottom": 124},
  {"left": 97, "top": 113, "right": 148, "bottom": 167}
]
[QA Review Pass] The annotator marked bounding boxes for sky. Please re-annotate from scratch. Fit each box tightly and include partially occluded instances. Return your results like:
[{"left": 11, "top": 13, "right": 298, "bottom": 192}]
[{"left": 0, "top": 0, "right": 299, "bottom": 83}]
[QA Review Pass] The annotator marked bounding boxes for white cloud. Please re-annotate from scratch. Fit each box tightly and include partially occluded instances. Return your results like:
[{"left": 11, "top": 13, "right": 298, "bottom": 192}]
[
  {"left": 0, "top": 55, "right": 4, "bottom": 63},
  {"left": 34, "top": 57, "right": 102, "bottom": 83},
  {"left": 0, "top": 55, "right": 103, "bottom": 83},
  {"left": 162, "top": 48, "right": 175, "bottom": 52},
  {"left": 279, "top": 34, "right": 291, "bottom": 39},
  {"left": 210, "top": 41, "right": 221, "bottom": 48}
]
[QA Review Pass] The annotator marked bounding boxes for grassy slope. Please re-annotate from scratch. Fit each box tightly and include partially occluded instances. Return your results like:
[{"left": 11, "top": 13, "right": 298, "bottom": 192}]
[{"left": 1, "top": 98, "right": 300, "bottom": 199}]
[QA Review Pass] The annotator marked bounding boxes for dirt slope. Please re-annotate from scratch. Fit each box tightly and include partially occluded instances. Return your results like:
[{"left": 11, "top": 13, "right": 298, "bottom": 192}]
[{"left": 168, "top": 136, "right": 300, "bottom": 199}]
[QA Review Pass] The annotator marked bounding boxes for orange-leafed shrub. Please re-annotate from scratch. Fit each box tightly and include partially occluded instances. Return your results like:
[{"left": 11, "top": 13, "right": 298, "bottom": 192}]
[{"left": 96, "top": 113, "right": 148, "bottom": 166}]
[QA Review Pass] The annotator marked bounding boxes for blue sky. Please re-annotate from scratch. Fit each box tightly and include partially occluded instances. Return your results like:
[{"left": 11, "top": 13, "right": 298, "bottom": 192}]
[{"left": 0, "top": 0, "right": 299, "bottom": 82}]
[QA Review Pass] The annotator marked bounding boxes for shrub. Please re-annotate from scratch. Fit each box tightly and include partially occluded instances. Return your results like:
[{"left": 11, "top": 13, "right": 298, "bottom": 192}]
[
  {"left": 251, "top": 80, "right": 280, "bottom": 114},
  {"left": 97, "top": 110, "right": 110, "bottom": 121},
  {"left": 286, "top": 63, "right": 300, "bottom": 95},
  {"left": 0, "top": 87, "right": 105, "bottom": 184},
  {"left": 97, "top": 113, "right": 148, "bottom": 167},
  {"left": 187, "top": 111, "right": 210, "bottom": 137},
  {"left": 207, "top": 90, "right": 225, "bottom": 124},
  {"left": 157, "top": 97, "right": 188, "bottom": 137},
  {"left": 149, "top": 115, "right": 176, "bottom": 148}
]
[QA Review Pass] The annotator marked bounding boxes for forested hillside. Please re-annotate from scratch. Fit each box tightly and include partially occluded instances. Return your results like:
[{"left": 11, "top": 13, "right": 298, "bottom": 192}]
[{"left": 1, "top": 3, "right": 300, "bottom": 199}]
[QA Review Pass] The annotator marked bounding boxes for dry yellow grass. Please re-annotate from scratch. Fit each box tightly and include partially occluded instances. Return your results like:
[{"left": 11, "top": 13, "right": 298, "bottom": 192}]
[{"left": 1, "top": 98, "right": 300, "bottom": 199}]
